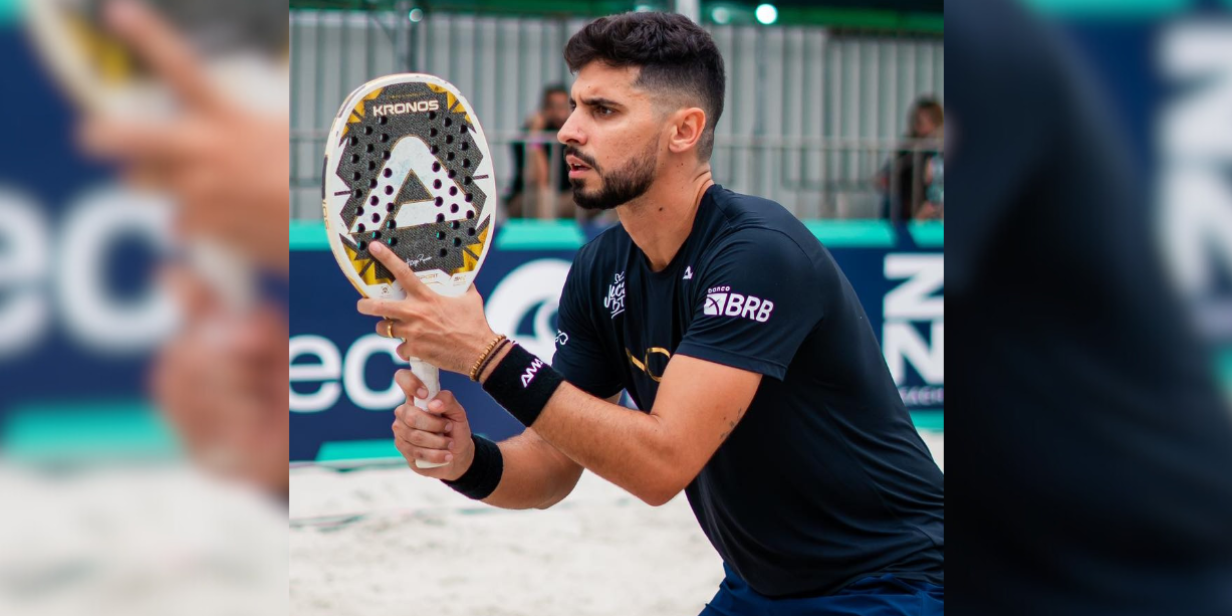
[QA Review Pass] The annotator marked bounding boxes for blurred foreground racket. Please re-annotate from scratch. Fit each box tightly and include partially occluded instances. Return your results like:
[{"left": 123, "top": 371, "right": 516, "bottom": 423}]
[
  {"left": 322, "top": 74, "right": 497, "bottom": 468},
  {"left": 25, "top": 0, "right": 288, "bottom": 308},
  {"left": 27, "top": 0, "right": 287, "bottom": 116}
]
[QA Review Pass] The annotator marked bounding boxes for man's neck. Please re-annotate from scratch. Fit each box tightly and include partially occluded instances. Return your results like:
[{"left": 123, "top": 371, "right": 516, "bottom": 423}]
[{"left": 617, "top": 167, "right": 714, "bottom": 272}]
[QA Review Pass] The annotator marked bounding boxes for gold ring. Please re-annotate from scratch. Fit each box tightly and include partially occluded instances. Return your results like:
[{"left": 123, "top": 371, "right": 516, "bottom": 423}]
[{"left": 384, "top": 319, "right": 395, "bottom": 338}]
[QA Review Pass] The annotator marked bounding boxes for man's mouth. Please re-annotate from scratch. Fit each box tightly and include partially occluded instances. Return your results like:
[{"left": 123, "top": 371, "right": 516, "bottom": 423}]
[{"left": 566, "top": 155, "right": 593, "bottom": 177}]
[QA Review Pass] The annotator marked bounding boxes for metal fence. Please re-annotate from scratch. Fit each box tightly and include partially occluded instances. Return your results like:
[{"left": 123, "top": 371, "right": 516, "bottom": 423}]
[{"left": 290, "top": 9, "right": 944, "bottom": 220}]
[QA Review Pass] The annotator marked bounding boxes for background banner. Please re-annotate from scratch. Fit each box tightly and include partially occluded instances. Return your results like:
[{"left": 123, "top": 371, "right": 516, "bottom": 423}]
[{"left": 289, "top": 220, "right": 944, "bottom": 462}]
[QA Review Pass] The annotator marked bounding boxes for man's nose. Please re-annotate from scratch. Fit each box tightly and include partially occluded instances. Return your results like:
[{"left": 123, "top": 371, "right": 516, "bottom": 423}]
[{"left": 557, "top": 111, "right": 584, "bottom": 146}]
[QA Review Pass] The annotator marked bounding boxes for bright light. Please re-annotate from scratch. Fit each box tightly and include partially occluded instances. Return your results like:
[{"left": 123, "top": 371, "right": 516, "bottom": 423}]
[
  {"left": 634, "top": 4, "right": 654, "bottom": 12},
  {"left": 712, "top": 7, "right": 731, "bottom": 24},
  {"left": 755, "top": 3, "right": 778, "bottom": 25},
  {"left": 408, "top": 8, "right": 423, "bottom": 22}
]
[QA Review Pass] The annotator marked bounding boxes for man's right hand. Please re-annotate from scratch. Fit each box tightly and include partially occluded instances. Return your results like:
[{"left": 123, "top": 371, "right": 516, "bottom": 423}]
[
  {"left": 80, "top": 0, "right": 290, "bottom": 273},
  {"left": 390, "top": 370, "right": 475, "bottom": 481}
]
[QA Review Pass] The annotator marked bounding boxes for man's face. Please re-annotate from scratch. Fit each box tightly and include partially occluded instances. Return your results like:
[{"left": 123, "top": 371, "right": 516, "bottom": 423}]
[
  {"left": 557, "top": 62, "right": 662, "bottom": 211},
  {"left": 542, "top": 92, "right": 571, "bottom": 129}
]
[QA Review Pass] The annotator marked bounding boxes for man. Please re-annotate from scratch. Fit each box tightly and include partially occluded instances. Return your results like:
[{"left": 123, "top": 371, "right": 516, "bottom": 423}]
[{"left": 359, "top": 12, "right": 943, "bottom": 615}]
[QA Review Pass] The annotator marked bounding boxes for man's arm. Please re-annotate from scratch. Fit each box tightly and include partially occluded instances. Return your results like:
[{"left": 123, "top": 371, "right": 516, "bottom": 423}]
[
  {"left": 480, "top": 349, "right": 761, "bottom": 506},
  {"left": 358, "top": 241, "right": 768, "bottom": 508},
  {"left": 482, "top": 393, "right": 620, "bottom": 509}
]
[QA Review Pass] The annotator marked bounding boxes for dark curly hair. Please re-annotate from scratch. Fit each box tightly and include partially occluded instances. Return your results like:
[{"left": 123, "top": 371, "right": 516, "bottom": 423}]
[{"left": 564, "top": 12, "right": 725, "bottom": 161}]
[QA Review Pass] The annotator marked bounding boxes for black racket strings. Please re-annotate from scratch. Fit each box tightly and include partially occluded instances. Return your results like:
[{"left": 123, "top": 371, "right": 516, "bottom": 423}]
[{"left": 335, "top": 83, "right": 491, "bottom": 278}]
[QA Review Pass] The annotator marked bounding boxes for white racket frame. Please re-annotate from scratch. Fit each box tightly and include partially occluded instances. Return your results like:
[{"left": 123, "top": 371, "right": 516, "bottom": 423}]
[{"left": 322, "top": 73, "right": 498, "bottom": 469}]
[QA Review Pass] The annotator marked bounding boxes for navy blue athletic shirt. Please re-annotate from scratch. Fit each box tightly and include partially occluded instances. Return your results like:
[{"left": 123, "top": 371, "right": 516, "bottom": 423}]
[{"left": 551, "top": 185, "right": 945, "bottom": 597}]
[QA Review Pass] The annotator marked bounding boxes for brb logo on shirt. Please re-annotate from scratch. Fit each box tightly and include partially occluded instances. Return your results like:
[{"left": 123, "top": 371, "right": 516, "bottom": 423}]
[{"left": 703, "top": 286, "right": 775, "bottom": 322}]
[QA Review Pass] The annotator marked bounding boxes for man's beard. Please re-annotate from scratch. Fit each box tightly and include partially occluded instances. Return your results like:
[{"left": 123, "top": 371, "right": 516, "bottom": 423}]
[{"left": 568, "top": 141, "right": 658, "bottom": 211}]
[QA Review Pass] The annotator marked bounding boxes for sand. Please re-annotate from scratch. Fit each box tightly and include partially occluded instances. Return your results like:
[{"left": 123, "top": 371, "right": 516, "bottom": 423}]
[
  {"left": 0, "top": 464, "right": 287, "bottom": 616},
  {"left": 289, "top": 431, "right": 943, "bottom": 616}
]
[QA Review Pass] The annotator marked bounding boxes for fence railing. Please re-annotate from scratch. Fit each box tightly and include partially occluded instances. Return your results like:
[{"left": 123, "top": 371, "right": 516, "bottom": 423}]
[{"left": 292, "top": 129, "right": 942, "bottom": 221}]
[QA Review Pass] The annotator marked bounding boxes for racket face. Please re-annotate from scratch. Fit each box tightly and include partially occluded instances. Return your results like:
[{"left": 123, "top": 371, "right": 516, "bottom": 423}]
[
  {"left": 25, "top": 0, "right": 288, "bottom": 115},
  {"left": 322, "top": 74, "right": 497, "bottom": 300}
]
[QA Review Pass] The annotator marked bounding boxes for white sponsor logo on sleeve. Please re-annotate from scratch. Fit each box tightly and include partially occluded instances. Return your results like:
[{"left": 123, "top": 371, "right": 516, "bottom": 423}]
[{"left": 702, "top": 286, "right": 774, "bottom": 322}]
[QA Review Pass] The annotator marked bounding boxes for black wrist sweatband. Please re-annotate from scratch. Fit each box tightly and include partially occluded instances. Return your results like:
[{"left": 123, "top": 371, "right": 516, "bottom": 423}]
[
  {"left": 442, "top": 434, "right": 503, "bottom": 500},
  {"left": 481, "top": 343, "right": 565, "bottom": 427}
]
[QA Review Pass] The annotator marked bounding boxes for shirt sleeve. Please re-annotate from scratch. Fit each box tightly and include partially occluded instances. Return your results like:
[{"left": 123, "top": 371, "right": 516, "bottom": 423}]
[
  {"left": 675, "top": 229, "right": 823, "bottom": 380},
  {"left": 551, "top": 260, "right": 624, "bottom": 399}
]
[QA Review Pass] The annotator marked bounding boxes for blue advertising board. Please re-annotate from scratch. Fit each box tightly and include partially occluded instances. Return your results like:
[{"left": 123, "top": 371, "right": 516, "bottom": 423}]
[
  {"left": 0, "top": 22, "right": 174, "bottom": 452},
  {"left": 289, "top": 220, "right": 945, "bottom": 462}
]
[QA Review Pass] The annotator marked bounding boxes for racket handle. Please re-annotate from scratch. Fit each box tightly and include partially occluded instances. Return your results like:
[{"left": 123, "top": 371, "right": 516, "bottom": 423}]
[{"left": 409, "top": 359, "right": 448, "bottom": 469}]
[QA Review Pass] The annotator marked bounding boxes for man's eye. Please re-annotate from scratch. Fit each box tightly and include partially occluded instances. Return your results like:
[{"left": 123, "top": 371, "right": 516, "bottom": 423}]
[{"left": 595, "top": 106, "right": 613, "bottom": 116}]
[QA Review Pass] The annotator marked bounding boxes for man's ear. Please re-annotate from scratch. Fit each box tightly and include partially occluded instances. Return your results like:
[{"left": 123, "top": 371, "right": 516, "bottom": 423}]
[{"left": 667, "top": 107, "right": 707, "bottom": 155}]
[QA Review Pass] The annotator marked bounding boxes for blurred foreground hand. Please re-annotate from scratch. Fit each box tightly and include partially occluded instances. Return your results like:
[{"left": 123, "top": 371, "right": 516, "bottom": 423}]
[
  {"left": 78, "top": 0, "right": 289, "bottom": 273},
  {"left": 151, "top": 266, "right": 288, "bottom": 497}
]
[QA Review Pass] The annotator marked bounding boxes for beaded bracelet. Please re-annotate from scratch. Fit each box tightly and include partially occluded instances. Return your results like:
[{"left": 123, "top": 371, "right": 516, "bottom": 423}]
[
  {"left": 468, "top": 333, "right": 508, "bottom": 381},
  {"left": 474, "top": 338, "right": 512, "bottom": 383}
]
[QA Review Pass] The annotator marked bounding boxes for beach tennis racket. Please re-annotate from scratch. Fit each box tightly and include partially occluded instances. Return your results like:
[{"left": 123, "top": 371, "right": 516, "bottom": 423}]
[
  {"left": 322, "top": 74, "right": 497, "bottom": 468},
  {"left": 25, "top": 0, "right": 288, "bottom": 309}
]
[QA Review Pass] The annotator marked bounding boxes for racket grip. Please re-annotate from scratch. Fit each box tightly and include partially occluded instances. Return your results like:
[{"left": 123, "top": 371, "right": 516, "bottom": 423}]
[{"left": 409, "top": 359, "right": 448, "bottom": 469}]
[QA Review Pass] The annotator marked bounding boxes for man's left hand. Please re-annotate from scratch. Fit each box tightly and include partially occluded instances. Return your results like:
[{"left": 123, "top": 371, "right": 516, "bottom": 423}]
[{"left": 357, "top": 241, "right": 496, "bottom": 374}]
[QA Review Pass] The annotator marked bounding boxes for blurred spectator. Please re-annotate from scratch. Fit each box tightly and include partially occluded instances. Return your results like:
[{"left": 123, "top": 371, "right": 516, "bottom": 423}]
[
  {"left": 505, "top": 84, "right": 574, "bottom": 219},
  {"left": 876, "top": 96, "right": 944, "bottom": 222}
]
